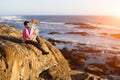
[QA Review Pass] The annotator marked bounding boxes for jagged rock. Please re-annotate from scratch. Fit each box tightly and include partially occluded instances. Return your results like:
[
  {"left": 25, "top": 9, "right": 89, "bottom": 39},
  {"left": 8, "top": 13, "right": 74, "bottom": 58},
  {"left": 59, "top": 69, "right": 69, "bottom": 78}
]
[
  {"left": 48, "top": 32, "right": 61, "bottom": 35},
  {"left": 100, "top": 33, "right": 109, "bottom": 36},
  {"left": 71, "top": 70, "right": 103, "bottom": 80},
  {"left": 84, "top": 64, "right": 108, "bottom": 75},
  {"left": 47, "top": 38, "right": 73, "bottom": 46},
  {"left": 0, "top": 24, "right": 71, "bottom": 80},
  {"left": 60, "top": 48, "right": 88, "bottom": 69},
  {"left": 66, "top": 32, "right": 89, "bottom": 36},
  {"left": 48, "top": 38, "right": 72, "bottom": 44},
  {"left": 65, "top": 22, "right": 99, "bottom": 29},
  {"left": 106, "top": 56, "right": 120, "bottom": 75},
  {"left": 106, "top": 56, "right": 120, "bottom": 68}
]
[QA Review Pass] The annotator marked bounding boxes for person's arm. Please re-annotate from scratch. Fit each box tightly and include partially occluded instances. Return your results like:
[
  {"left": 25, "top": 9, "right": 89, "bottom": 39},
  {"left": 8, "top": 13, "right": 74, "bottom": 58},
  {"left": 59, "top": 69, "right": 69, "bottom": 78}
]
[
  {"left": 30, "top": 26, "right": 34, "bottom": 36},
  {"left": 34, "top": 26, "right": 39, "bottom": 35}
]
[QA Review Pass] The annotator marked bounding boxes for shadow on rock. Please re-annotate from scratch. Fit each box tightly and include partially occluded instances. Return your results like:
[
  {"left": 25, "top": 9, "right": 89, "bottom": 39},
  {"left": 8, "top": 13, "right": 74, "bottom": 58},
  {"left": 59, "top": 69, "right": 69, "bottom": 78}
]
[{"left": 0, "top": 35, "right": 23, "bottom": 44}]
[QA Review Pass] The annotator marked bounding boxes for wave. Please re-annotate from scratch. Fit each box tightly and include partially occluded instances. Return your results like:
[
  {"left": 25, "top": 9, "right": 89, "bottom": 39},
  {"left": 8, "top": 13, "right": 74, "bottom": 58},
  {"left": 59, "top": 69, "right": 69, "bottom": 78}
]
[
  {"left": 40, "top": 21, "right": 64, "bottom": 24},
  {"left": 0, "top": 16, "right": 25, "bottom": 21}
]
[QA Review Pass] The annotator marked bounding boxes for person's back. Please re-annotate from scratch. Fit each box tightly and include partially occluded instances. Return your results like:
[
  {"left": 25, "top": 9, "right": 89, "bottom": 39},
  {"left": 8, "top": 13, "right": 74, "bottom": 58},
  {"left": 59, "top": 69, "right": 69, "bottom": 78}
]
[{"left": 23, "top": 21, "right": 33, "bottom": 42}]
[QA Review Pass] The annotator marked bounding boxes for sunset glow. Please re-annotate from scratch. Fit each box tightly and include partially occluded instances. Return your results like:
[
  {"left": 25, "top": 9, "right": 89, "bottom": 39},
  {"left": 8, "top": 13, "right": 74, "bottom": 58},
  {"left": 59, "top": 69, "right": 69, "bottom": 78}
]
[{"left": 114, "top": 8, "right": 120, "bottom": 16}]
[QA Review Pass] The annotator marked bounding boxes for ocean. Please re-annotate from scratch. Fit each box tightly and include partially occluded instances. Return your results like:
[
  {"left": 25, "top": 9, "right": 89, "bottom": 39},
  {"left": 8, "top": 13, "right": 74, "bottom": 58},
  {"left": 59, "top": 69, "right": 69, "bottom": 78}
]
[{"left": 1, "top": 15, "right": 120, "bottom": 79}]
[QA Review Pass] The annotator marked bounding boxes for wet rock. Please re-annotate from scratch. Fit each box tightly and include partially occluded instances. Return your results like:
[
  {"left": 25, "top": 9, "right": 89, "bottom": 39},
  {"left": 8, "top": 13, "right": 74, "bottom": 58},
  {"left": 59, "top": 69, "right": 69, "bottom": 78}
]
[
  {"left": 110, "top": 67, "right": 120, "bottom": 75},
  {"left": 106, "top": 56, "right": 120, "bottom": 68},
  {"left": 67, "top": 32, "right": 89, "bottom": 36},
  {"left": 76, "top": 45, "right": 102, "bottom": 53},
  {"left": 107, "top": 75, "right": 120, "bottom": 80},
  {"left": 60, "top": 47, "right": 88, "bottom": 69},
  {"left": 47, "top": 38, "right": 72, "bottom": 45},
  {"left": 106, "top": 56, "right": 120, "bottom": 75},
  {"left": 48, "top": 32, "right": 61, "bottom": 35},
  {"left": 100, "top": 33, "right": 109, "bottom": 36},
  {"left": 84, "top": 63, "right": 108, "bottom": 75},
  {"left": 71, "top": 70, "right": 103, "bottom": 80},
  {"left": 65, "top": 22, "right": 99, "bottom": 29},
  {"left": 0, "top": 25, "right": 71, "bottom": 80}
]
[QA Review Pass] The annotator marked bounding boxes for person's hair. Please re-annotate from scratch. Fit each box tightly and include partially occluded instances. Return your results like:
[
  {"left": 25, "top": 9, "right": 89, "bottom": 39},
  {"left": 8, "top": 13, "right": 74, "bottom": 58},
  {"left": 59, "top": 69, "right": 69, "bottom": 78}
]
[
  {"left": 24, "top": 21, "right": 29, "bottom": 25},
  {"left": 32, "top": 19, "right": 39, "bottom": 24}
]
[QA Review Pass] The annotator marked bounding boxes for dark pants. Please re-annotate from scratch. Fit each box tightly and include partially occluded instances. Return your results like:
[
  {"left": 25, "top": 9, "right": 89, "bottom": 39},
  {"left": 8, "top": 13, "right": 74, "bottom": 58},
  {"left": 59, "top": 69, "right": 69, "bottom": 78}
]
[
  {"left": 36, "top": 36, "right": 41, "bottom": 44},
  {"left": 25, "top": 37, "right": 47, "bottom": 54}
]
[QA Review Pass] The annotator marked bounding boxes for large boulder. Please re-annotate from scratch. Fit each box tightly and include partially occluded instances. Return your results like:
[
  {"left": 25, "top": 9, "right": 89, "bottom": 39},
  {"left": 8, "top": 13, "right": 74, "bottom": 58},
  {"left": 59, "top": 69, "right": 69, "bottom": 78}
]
[
  {"left": 60, "top": 48, "right": 88, "bottom": 69},
  {"left": 0, "top": 25, "right": 71, "bottom": 80}
]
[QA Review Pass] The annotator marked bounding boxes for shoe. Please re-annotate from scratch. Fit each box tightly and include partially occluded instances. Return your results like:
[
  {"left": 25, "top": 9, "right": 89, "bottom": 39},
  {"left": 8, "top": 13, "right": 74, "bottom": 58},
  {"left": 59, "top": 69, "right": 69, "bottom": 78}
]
[{"left": 43, "top": 52, "right": 49, "bottom": 55}]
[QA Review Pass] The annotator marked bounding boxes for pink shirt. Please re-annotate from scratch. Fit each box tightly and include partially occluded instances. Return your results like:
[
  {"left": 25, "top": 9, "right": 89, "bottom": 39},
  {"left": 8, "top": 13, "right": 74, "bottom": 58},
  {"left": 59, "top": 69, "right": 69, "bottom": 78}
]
[{"left": 23, "top": 27, "right": 33, "bottom": 42}]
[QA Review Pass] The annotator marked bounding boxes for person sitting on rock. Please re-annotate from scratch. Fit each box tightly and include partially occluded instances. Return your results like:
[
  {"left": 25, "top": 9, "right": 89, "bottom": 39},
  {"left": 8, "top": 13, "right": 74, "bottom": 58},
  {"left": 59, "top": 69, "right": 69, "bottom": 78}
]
[{"left": 22, "top": 20, "right": 49, "bottom": 54}]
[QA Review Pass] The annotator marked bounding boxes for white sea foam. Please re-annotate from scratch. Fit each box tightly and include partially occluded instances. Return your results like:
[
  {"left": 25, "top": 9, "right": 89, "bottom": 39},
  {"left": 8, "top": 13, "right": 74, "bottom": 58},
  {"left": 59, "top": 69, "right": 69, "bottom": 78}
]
[
  {"left": 40, "top": 21, "right": 64, "bottom": 24},
  {"left": 0, "top": 16, "right": 24, "bottom": 21}
]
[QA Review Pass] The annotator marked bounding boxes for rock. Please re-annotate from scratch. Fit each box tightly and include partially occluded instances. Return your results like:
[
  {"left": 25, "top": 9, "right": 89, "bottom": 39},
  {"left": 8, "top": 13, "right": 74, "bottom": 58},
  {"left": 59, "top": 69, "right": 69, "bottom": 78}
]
[
  {"left": 110, "top": 67, "right": 120, "bottom": 75},
  {"left": 107, "top": 75, "right": 120, "bottom": 80},
  {"left": 84, "top": 64, "right": 108, "bottom": 75},
  {"left": 0, "top": 24, "right": 22, "bottom": 38},
  {"left": 60, "top": 47, "right": 88, "bottom": 69},
  {"left": 106, "top": 56, "right": 120, "bottom": 68},
  {"left": 0, "top": 24, "right": 71, "bottom": 80},
  {"left": 65, "top": 22, "right": 99, "bottom": 29},
  {"left": 66, "top": 32, "right": 89, "bottom": 36},
  {"left": 74, "top": 44, "right": 102, "bottom": 53},
  {"left": 106, "top": 56, "right": 120, "bottom": 75},
  {"left": 100, "top": 33, "right": 109, "bottom": 36},
  {"left": 71, "top": 70, "right": 103, "bottom": 80},
  {"left": 47, "top": 38, "right": 72, "bottom": 45},
  {"left": 48, "top": 32, "right": 61, "bottom": 35}
]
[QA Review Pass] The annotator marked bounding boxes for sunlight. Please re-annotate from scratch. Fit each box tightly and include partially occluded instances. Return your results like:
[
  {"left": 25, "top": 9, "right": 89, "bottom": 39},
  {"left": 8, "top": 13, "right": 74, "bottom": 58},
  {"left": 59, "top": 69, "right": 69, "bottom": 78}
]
[
  {"left": 114, "top": 9, "right": 120, "bottom": 16},
  {"left": 113, "top": 3, "right": 120, "bottom": 16}
]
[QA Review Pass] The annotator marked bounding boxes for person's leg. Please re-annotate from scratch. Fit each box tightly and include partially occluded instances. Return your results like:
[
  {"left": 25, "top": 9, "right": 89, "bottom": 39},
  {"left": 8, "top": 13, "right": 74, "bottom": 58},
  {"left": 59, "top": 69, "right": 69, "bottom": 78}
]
[
  {"left": 25, "top": 40, "right": 41, "bottom": 50},
  {"left": 25, "top": 40, "right": 36, "bottom": 47},
  {"left": 25, "top": 40, "right": 48, "bottom": 54},
  {"left": 36, "top": 36, "right": 40, "bottom": 43}
]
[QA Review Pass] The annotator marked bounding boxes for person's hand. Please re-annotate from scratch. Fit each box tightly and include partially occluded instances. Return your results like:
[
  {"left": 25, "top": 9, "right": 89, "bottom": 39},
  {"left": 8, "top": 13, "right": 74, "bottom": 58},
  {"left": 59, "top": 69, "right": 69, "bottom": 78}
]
[
  {"left": 33, "top": 32, "right": 38, "bottom": 36},
  {"left": 33, "top": 28, "right": 39, "bottom": 35}
]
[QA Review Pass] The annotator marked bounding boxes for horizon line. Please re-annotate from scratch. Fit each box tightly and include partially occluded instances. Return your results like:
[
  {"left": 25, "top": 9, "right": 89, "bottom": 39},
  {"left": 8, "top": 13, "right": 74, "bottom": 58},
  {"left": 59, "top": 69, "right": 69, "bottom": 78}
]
[{"left": 0, "top": 14, "right": 120, "bottom": 17}]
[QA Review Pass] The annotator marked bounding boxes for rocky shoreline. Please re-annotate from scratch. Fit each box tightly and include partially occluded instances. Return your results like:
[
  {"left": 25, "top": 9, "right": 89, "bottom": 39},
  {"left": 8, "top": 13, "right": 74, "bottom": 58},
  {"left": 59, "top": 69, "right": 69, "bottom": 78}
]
[
  {"left": 59, "top": 43, "right": 120, "bottom": 80},
  {"left": 0, "top": 24, "right": 105, "bottom": 80},
  {"left": 65, "top": 22, "right": 120, "bottom": 40},
  {"left": 65, "top": 22, "right": 100, "bottom": 29},
  {"left": 47, "top": 31, "right": 120, "bottom": 79}
]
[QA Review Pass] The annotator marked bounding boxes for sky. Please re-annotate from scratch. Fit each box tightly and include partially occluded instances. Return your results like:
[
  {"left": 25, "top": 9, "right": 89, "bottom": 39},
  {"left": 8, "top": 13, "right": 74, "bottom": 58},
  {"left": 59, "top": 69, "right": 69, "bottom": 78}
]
[{"left": 0, "top": 0, "right": 120, "bottom": 15}]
